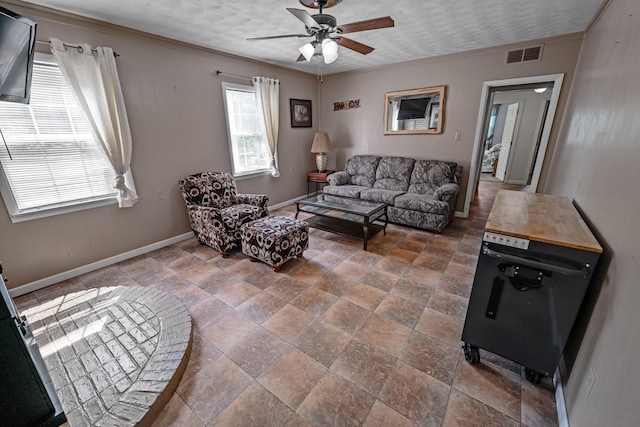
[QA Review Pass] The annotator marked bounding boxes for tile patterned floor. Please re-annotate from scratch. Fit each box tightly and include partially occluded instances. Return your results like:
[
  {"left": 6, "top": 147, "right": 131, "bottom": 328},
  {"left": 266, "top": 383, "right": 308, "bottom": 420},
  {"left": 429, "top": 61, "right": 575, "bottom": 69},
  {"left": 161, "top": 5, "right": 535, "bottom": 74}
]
[{"left": 14, "top": 180, "right": 559, "bottom": 427}]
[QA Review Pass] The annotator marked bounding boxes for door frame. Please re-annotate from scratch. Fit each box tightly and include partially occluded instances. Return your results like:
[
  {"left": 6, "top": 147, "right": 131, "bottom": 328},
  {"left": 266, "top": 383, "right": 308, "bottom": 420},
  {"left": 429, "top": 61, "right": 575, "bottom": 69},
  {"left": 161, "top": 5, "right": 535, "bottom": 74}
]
[{"left": 462, "top": 73, "right": 565, "bottom": 217}]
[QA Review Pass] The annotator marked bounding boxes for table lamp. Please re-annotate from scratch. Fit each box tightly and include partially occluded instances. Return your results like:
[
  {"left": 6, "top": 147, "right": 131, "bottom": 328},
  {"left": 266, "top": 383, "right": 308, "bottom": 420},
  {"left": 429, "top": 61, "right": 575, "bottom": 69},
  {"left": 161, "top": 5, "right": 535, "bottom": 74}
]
[{"left": 310, "top": 132, "right": 332, "bottom": 172}]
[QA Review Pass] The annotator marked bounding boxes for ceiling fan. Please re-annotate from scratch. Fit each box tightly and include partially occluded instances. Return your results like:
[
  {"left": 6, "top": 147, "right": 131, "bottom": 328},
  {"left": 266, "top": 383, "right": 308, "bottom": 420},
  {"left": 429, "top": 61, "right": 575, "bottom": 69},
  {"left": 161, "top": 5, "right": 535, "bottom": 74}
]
[{"left": 247, "top": 0, "right": 394, "bottom": 64}]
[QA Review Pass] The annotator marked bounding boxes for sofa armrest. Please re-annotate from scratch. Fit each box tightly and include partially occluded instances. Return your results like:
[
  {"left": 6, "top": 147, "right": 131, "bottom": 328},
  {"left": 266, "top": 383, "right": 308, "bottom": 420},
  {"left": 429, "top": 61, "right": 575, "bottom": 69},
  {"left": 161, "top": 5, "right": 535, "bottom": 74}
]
[
  {"left": 434, "top": 183, "right": 460, "bottom": 204},
  {"left": 327, "top": 171, "right": 350, "bottom": 186},
  {"left": 237, "top": 193, "right": 269, "bottom": 208}
]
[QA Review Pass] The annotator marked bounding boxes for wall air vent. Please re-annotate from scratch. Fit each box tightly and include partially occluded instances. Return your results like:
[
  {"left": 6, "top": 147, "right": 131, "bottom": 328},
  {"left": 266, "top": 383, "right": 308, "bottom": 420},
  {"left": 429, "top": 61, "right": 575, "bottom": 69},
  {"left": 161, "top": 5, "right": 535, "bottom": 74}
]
[
  {"left": 507, "top": 49, "right": 524, "bottom": 64},
  {"left": 506, "top": 45, "right": 544, "bottom": 64}
]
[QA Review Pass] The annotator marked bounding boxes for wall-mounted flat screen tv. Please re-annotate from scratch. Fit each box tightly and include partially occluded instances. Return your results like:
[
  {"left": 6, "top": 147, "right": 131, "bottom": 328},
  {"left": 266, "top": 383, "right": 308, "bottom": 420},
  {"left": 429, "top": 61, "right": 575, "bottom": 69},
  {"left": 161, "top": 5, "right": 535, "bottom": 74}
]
[
  {"left": 0, "top": 6, "right": 37, "bottom": 104},
  {"left": 397, "top": 97, "right": 430, "bottom": 120}
]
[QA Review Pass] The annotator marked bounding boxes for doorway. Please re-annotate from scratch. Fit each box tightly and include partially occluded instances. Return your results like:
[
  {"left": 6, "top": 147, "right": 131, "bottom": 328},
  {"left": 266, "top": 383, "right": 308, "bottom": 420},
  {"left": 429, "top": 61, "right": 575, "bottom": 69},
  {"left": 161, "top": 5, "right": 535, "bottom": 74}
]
[
  {"left": 462, "top": 74, "right": 565, "bottom": 217},
  {"left": 493, "top": 102, "right": 520, "bottom": 182}
]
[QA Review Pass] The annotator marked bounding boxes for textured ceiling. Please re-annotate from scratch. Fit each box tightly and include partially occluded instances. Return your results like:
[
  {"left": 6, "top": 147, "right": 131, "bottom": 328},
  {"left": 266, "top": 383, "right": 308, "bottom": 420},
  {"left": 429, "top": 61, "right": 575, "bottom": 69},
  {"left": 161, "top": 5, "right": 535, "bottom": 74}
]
[{"left": 21, "top": 0, "right": 602, "bottom": 75}]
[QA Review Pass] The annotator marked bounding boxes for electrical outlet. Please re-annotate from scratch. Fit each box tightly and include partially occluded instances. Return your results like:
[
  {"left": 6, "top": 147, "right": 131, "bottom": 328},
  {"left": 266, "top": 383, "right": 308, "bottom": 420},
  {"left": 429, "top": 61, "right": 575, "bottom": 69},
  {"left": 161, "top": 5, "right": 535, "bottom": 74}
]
[
  {"left": 584, "top": 367, "right": 596, "bottom": 399},
  {"left": 155, "top": 191, "right": 163, "bottom": 201},
  {"left": 289, "top": 167, "right": 294, "bottom": 174}
]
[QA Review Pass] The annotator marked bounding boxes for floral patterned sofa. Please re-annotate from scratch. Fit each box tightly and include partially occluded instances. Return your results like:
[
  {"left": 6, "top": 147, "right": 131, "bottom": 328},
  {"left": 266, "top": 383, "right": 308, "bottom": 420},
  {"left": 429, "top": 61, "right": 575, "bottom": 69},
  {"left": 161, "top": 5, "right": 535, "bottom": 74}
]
[
  {"left": 179, "top": 171, "right": 269, "bottom": 257},
  {"left": 324, "top": 155, "right": 462, "bottom": 232}
]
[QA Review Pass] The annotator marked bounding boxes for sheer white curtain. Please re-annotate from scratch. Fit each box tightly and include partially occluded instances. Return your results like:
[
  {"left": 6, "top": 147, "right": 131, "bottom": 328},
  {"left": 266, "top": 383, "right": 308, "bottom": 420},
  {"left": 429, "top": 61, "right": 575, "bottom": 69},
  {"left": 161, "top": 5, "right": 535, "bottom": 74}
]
[
  {"left": 51, "top": 38, "right": 138, "bottom": 207},
  {"left": 252, "top": 76, "right": 280, "bottom": 177}
]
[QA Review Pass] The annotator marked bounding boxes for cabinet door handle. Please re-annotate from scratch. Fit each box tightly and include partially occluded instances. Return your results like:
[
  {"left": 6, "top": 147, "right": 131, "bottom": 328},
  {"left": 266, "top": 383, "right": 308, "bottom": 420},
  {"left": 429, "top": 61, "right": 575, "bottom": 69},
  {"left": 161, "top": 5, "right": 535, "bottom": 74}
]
[
  {"left": 485, "top": 277, "right": 504, "bottom": 319},
  {"left": 483, "top": 246, "right": 589, "bottom": 277}
]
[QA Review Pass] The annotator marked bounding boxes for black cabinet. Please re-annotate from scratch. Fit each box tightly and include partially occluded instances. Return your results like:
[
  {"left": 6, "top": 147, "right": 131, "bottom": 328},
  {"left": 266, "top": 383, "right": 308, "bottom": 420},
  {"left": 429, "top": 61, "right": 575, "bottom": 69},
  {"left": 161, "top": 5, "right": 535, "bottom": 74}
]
[
  {"left": 0, "top": 264, "right": 66, "bottom": 427},
  {"left": 461, "top": 190, "right": 603, "bottom": 383}
]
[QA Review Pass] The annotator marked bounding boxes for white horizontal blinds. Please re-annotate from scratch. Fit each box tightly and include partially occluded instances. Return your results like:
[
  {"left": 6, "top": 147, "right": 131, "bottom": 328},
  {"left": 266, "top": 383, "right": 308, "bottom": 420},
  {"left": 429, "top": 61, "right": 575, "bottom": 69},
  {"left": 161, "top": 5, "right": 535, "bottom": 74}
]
[
  {"left": 0, "top": 61, "right": 116, "bottom": 212},
  {"left": 224, "top": 86, "right": 270, "bottom": 174}
]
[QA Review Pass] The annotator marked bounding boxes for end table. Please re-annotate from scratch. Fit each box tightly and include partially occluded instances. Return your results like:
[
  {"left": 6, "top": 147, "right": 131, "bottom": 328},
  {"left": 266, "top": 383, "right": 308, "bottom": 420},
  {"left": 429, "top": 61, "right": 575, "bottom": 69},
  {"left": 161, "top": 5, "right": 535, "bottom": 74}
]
[{"left": 307, "top": 170, "right": 335, "bottom": 197}]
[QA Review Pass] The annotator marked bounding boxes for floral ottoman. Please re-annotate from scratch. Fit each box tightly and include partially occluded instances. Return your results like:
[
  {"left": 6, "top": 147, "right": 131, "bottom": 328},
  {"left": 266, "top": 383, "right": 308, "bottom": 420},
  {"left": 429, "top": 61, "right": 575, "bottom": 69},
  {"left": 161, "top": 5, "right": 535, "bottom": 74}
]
[{"left": 241, "top": 216, "right": 309, "bottom": 272}]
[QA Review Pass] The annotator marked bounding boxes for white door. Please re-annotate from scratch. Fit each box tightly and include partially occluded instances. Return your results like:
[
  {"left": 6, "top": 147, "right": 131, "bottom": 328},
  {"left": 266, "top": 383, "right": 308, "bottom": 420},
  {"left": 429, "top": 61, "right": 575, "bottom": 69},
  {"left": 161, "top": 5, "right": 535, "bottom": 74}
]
[{"left": 495, "top": 103, "right": 519, "bottom": 181}]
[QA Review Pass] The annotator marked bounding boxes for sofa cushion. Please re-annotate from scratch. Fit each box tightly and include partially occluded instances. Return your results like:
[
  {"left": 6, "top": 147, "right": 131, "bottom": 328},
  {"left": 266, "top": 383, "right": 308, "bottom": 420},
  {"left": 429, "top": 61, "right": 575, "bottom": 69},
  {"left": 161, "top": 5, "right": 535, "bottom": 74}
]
[
  {"left": 345, "top": 155, "right": 381, "bottom": 187},
  {"left": 373, "top": 157, "right": 415, "bottom": 191},
  {"left": 180, "top": 171, "right": 237, "bottom": 209},
  {"left": 394, "top": 193, "right": 450, "bottom": 215},
  {"left": 323, "top": 184, "right": 368, "bottom": 199},
  {"left": 387, "top": 206, "right": 448, "bottom": 233},
  {"left": 408, "top": 160, "right": 460, "bottom": 194},
  {"left": 219, "top": 204, "right": 266, "bottom": 233},
  {"left": 359, "top": 188, "right": 405, "bottom": 205}
]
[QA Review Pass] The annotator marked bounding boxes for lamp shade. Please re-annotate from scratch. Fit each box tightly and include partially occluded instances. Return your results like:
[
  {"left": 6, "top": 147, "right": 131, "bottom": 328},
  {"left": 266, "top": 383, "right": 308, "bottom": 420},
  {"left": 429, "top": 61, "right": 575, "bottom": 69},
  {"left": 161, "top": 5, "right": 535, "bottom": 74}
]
[
  {"left": 322, "top": 38, "right": 339, "bottom": 64},
  {"left": 310, "top": 132, "right": 332, "bottom": 153},
  {"left": 299, "top": 43, "right": 315, "bottom": 62}
]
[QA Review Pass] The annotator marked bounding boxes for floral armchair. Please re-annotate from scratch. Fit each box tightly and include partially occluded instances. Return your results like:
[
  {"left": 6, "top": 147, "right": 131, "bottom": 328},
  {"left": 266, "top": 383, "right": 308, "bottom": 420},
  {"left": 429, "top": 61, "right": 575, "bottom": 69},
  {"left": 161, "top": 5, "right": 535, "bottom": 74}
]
[{"left": 178, "top": 171, "right": 269, "bottom": 257}]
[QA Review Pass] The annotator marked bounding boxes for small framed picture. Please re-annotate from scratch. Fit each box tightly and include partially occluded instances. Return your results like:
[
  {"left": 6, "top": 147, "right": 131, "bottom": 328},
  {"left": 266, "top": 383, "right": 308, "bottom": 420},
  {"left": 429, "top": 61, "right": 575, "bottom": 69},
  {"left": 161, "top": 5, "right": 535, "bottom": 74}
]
[
  {"left": 290, "top": 99, "right": 312, "bottom": 128},
  {"left": 428, "top": 103, "right": 440, "bottom": 129}
]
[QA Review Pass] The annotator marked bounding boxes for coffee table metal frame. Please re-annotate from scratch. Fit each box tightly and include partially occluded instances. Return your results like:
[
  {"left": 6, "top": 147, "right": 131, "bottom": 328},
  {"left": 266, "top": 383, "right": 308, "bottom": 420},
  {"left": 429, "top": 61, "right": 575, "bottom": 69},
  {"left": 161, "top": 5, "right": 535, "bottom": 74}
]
[{"left": 295, "top": 195, "right": 388, "bottom": 250}]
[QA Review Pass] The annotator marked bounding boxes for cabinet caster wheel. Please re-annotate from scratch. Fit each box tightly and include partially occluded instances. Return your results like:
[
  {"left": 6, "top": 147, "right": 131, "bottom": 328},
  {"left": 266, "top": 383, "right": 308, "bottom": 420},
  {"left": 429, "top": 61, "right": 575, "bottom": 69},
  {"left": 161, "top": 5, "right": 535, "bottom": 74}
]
[
  {"left": 525, "top": 368, "right": 542, "bottom": 384},
  {"left": 463, "top": 343, "right": 480, "bottom": 365}
]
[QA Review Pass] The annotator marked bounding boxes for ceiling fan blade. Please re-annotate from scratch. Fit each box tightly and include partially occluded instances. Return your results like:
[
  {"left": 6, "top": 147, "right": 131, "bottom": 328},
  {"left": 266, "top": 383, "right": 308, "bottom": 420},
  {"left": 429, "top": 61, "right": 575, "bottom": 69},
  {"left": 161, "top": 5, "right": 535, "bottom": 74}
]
[
  {"left": 247, "top": 34, "right": 310, "bottom": 41},
  {"left": 336, "top": 37, "right": 374, "bottom": 55},
  {"left": 337, "top": 16, "right": 394, "bottom": 34},
  {"left": 286, "top": 8, "right": 321, "bottom": 30}
]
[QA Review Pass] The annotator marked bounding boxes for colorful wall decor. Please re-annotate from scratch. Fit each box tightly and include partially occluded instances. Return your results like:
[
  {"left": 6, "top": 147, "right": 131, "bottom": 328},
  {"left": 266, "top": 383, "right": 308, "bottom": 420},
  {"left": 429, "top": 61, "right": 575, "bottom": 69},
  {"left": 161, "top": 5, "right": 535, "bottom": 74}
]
[{"left": 333, "top": 99, "right": 361, "bottom": 111}]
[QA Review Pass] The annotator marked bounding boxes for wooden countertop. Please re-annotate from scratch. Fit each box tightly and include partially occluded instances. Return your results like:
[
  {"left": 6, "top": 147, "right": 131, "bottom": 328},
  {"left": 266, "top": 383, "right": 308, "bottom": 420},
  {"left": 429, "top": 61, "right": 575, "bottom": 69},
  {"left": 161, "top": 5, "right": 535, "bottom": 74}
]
[{"left": 485, "top": 190, "right": 602, "bottom": 253}]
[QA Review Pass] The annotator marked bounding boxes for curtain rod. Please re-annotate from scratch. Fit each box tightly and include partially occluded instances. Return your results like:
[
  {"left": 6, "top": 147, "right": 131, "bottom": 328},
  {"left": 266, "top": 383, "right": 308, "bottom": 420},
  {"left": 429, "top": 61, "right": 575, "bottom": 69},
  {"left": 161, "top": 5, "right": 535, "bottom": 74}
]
[
  {"left": 216, "top": 70, "right": 280, "bottom": 84},
  {"left": 35, "top": 40, "right": 120, "bottom": 57}
]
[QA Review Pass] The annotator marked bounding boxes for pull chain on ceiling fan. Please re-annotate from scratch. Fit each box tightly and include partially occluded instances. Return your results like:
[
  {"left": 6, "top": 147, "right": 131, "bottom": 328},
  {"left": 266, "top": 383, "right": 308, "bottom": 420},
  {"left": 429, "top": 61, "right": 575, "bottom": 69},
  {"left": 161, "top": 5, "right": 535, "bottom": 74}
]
[{"left": 247, "top": 0, "right": 394, "bottom": 65}]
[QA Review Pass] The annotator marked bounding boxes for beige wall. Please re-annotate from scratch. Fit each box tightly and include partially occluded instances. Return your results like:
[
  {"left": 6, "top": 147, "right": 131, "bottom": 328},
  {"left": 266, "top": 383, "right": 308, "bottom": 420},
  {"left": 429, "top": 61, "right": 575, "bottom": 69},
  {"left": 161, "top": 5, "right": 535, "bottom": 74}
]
[
  {"left": 318, "top": 35, "right": 583, "bottom": 211},
  {"left": 0, "top": 0, "right": 585, "bottom": 291},
  {"left": 0, "top": 1, "right": 318, "bottom": 288},
  {"left": 544, "top": 0, "right": 640, "bottom": 424},
  {"left": 5, "top": 4, "right": 637, "bottom": 421}
]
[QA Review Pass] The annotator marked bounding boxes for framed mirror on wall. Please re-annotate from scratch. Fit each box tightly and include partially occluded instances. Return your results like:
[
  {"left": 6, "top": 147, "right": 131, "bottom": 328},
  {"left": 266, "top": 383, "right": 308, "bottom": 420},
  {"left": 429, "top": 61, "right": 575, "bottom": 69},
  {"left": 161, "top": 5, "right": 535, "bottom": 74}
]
[{"left": 384, "top": 85, "right": 446, "bottom": 135}]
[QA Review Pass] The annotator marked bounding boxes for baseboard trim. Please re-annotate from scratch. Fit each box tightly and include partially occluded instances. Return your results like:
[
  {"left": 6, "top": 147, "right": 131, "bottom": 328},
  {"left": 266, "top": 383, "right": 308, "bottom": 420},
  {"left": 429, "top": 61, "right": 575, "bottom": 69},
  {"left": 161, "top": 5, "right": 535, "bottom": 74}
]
[
  {"left": 269, "top": 194, "right": 319, "bottom": 211},
  {"left": 9, "top": 195, "right": 309, "bottom": 298},
  {"left": 8, "top": 232, "right": 195, "bottom": 298},
  {"left": 10, "top": 195, "right": 464, "bottom": 297}
]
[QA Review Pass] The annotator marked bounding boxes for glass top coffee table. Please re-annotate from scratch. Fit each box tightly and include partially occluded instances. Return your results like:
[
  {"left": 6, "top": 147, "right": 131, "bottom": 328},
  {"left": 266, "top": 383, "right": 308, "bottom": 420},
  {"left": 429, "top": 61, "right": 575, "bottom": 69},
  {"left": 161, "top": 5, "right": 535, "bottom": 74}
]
[{"left": 295, "top": 195, "right": 388, "bottom": 251}]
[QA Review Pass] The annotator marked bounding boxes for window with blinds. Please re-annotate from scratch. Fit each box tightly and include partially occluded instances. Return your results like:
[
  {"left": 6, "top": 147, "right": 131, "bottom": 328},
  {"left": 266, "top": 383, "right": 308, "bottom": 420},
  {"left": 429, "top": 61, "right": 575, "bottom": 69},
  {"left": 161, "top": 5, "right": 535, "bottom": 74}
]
[
  {"left": 221, "top": 82, "right": 271, "bottom": 177},
  {"left": 0, "top": 55, "right": 117, "bottom": 220}
]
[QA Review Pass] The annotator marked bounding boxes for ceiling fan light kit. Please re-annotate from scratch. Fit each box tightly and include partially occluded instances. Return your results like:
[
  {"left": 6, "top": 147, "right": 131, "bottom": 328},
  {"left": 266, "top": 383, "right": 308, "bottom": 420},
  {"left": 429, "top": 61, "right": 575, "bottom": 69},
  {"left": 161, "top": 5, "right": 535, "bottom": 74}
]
[
  {"left": 299, "top": 43, "right": 316, "bottom": 61},
  {"left": 322, "top": 39, "right": 339, "bottom": 64},
  {"left": 299, "top": 0, "right": 342, "bottom": 9},
  {"left": 248, "top": 0, "right": 394, "bottom": 66}
]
